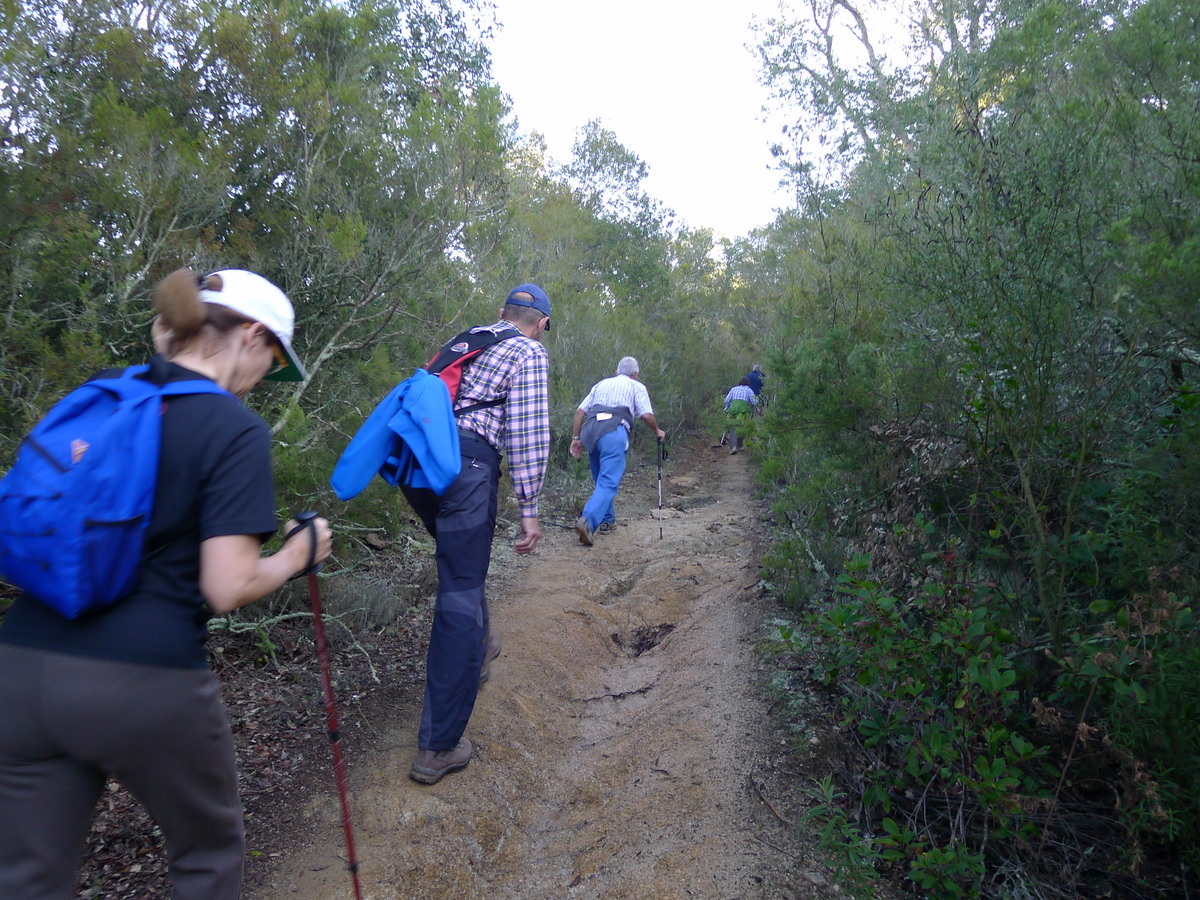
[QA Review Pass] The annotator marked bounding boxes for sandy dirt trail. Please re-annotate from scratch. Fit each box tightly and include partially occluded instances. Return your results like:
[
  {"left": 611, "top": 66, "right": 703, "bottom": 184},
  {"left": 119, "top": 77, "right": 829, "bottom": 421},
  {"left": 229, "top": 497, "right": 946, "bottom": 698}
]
[{"left": 247, "top": 442, "right": 838, "bottom": 900}]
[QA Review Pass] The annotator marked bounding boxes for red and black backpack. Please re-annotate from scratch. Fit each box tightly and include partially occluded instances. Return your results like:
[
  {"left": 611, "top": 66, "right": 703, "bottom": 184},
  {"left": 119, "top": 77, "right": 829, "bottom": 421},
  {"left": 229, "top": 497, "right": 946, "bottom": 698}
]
[{"left": 425, "top": 326, "right": 521, "bottom": 416}]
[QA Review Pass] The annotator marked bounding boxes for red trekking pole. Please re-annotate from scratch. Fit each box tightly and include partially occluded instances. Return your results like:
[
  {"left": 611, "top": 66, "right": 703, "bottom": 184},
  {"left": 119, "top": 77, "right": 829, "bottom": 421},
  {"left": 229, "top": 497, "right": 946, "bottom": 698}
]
[{"left": 292, "top": 512, "right": 363, "bottom": 900}]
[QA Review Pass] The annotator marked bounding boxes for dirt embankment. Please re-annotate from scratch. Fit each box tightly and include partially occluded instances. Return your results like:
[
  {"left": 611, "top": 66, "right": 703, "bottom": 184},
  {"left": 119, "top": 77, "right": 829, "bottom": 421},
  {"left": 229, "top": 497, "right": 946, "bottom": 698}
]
[{"left": 246, "top": 441, "right": 844, "bottom": 900}]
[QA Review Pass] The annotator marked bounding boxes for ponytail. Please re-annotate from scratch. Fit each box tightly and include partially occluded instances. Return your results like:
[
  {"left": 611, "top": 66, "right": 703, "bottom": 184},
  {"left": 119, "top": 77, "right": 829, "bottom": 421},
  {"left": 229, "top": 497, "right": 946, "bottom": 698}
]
[{"left": 153, "top": 268, "right": 207, "bottom": 353}]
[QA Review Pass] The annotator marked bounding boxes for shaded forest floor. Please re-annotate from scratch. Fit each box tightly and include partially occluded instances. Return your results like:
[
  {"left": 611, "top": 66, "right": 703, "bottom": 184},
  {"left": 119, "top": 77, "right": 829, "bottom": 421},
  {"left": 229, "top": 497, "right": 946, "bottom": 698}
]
[{"left": 77, "top": 438, "right": 854, "bottom": 899}]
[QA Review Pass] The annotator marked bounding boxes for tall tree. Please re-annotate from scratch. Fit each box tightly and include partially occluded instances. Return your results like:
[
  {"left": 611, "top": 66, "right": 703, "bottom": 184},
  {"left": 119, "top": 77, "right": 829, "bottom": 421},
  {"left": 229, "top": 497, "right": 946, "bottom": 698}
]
[{"left": 0, "top": 0, "right": 509, "bottom": 469}]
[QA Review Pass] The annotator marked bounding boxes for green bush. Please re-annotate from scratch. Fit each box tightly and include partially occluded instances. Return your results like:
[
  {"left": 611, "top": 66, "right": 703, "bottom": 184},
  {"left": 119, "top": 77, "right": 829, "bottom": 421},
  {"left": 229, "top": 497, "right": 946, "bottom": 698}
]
[
  {"left": 781, "top": 550, "right": 1046, "bottom": 896},
  {"left": 1053, "top": 587, "right": 1200, "bottom": 869}
]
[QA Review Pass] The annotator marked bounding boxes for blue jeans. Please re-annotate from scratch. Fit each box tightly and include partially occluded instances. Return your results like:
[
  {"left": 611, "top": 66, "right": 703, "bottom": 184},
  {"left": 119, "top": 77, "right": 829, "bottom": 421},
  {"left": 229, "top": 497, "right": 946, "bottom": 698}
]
[
  {"left": 582, "top": 428, "right": 628, "bottom": 530},
  {"left": 400, "top": 433, "right": 500, "bottom": 751}
]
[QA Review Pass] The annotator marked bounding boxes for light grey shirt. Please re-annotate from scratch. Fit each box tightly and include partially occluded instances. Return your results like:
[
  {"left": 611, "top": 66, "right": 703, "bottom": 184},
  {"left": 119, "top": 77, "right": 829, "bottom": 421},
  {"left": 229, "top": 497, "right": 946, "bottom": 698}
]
[{"left": 577, "top": 374, "right": 653, "bottom": 431}]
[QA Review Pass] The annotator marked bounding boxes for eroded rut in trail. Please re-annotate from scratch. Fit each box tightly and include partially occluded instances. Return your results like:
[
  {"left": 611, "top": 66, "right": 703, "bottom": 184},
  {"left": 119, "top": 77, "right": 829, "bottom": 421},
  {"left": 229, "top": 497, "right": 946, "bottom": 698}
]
[{"left": 247, "top": 442, "right": 840, "bottom": 900}]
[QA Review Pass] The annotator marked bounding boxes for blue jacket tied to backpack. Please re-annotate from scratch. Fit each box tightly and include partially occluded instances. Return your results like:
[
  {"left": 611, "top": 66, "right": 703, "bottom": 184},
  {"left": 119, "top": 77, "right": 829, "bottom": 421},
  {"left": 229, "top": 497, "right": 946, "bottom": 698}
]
[
  {"left": 331, "top": 326, "right": 519, "bottom": 502},
  {"left": 330, "top": 368, "right": 461, "bottom": 500}
]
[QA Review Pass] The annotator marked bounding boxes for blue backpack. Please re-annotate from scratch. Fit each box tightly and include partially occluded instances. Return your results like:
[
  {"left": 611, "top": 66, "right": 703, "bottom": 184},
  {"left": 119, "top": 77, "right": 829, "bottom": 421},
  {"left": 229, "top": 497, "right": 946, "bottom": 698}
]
[
  {"left": 0, "top": 365, "right": 231, "bottom": 618},
  {"left": 331, "top": 326, "right": 518, "bottom": 501}
]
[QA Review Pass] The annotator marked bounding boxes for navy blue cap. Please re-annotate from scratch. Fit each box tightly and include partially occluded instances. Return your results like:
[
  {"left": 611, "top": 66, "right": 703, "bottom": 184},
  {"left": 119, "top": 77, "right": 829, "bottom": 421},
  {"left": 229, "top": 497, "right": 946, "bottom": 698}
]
[{"left": 505, "top": 283, "right": 551, "bottom": 330}]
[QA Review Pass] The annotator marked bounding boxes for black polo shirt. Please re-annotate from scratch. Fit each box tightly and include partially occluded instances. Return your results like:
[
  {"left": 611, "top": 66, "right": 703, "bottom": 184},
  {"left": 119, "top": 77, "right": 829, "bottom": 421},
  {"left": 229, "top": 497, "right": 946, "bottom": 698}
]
[{"left": 0, "top": 357, "right": 278, "bottom": 668}]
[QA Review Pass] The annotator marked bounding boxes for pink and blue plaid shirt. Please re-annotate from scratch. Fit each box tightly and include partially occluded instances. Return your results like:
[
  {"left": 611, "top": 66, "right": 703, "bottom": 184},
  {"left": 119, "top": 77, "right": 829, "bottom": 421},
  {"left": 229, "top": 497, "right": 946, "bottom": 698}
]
[
  {"left": 724, "top": 384, "right": 759, "bottom": 411},
  {"left": 453, "top": 322, "right": 550, "bottom": 518}
]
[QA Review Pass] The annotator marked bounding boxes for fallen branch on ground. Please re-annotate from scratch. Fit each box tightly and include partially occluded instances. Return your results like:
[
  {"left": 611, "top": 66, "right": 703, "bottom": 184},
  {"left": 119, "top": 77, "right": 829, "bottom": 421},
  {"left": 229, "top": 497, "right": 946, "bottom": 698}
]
[{"left": 752, "top": 778, "right": 794, "bottom": 827}]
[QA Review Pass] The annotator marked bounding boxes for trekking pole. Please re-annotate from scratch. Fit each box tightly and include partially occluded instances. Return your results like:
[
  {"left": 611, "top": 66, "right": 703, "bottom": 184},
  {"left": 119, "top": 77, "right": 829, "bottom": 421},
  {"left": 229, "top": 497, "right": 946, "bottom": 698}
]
[
  {"left": 656, "top": 438, "right": 667, "bottom": 539},
  {"left": 291, "top": 512, "right": 364, "bottom": 900}
]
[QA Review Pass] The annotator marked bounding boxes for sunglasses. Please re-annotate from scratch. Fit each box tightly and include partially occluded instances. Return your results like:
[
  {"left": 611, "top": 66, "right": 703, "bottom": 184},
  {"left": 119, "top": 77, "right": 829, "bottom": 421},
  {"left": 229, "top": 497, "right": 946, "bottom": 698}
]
[
  {"left": 243, "top": 322, "right": 288, "bottom": 377},
  {"left": 267, "top": 342, "right": 288, "bottom": 377}
]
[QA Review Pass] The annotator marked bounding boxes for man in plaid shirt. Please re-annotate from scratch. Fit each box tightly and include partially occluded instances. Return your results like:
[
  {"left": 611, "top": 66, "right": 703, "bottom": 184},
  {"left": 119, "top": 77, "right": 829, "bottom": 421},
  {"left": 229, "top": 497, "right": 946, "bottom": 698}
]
[{"left": 402, "top": 284, "right": 551, "bottom": 785}]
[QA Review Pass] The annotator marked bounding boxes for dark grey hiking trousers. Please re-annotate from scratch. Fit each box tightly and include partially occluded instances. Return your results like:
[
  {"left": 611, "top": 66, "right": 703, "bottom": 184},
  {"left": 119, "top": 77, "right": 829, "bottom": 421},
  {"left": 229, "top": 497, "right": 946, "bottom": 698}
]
[
  {"left": 0, "top": 644, "right": 244, "bottom": 899},
  {"left": 401, "top": 430, "right": 501, "bottom": 752}
]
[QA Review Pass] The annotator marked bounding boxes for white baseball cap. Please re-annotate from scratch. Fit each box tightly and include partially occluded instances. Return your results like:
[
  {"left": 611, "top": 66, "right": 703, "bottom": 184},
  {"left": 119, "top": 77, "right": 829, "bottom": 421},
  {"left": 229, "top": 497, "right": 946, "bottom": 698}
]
[{"left": 199, "top": 269, "right": 307, "bottom": 381}]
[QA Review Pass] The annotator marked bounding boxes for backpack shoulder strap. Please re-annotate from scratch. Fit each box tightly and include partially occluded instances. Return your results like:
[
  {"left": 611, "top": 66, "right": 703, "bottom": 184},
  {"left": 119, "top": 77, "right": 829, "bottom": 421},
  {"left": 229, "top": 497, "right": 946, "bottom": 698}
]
[
  {"left": 425, "top": 326, "right": 522, "bottom": 417},
  {"left": 87, "top": 365, "right": 232, "bottom": 400},
  {"left": 159, "top": 379, "right": 233, "bottom": 399}
]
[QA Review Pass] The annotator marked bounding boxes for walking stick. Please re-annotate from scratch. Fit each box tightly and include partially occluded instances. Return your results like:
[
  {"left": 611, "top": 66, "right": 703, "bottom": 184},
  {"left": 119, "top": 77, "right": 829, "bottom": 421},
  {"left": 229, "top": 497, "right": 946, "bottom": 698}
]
[
  {"left": 657, "top": 438, "right": 667, "bottom": 539},
  {"left": 292, "top": 512, "right": 364, "bottom": 900}
]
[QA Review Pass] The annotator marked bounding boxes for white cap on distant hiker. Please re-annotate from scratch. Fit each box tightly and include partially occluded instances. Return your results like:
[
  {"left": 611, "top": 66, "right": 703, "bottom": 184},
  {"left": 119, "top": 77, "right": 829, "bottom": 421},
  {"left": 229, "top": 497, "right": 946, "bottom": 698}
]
[{"left": 199, "top": 270, "right": 307, "bottom": 381}]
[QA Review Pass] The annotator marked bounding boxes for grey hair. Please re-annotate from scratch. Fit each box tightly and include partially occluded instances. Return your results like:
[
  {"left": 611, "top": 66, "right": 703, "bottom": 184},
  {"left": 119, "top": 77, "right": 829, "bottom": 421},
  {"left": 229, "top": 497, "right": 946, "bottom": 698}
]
[{"left": 617, "top": 356, "right": 639, "bottom": 377}]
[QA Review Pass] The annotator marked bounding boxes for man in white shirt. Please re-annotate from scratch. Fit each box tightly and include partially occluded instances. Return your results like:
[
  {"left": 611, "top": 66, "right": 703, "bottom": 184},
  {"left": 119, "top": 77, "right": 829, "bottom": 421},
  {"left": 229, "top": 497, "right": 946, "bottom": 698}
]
[{"left": 568, "top": 357, "right": 666, "bottom": 545}]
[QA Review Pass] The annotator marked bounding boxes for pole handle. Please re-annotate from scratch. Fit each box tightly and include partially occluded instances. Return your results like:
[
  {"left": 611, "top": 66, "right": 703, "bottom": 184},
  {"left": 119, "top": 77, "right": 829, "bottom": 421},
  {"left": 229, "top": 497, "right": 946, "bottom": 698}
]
[{"left": 285, "top": 510, "right": 324, "bottom": 578}]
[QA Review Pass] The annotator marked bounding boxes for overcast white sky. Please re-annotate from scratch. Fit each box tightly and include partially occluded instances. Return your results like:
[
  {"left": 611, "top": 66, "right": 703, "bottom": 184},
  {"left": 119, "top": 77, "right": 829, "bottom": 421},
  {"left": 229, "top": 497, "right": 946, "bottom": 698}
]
[{"left": 487, "top": 0, "right": 796, "bottom": 240}]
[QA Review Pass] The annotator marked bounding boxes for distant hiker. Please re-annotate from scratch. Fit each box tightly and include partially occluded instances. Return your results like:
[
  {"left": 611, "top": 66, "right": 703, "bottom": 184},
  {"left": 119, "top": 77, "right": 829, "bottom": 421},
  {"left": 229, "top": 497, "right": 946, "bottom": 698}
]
[
  {"left": 745, "top": 363, "right": 765, "bottom": 396},
  {"left": 569, "top": 357, "right": 666, "bottom": 545},
  {"left": 0, "top": 268, "right": 332, "bottom": 899},
  {"left": 723, "top": 377, "right": 759, "bottom": 455},
  {"left": 401, "top": 284, "right": 551, "bottom": 785}
]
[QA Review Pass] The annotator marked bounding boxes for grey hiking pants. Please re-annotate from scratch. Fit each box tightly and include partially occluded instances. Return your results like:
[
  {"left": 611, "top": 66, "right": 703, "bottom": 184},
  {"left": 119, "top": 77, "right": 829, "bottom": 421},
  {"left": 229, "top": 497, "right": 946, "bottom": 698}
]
[{"left": 0, "top": 644, "right": 244, "bottom": 899}]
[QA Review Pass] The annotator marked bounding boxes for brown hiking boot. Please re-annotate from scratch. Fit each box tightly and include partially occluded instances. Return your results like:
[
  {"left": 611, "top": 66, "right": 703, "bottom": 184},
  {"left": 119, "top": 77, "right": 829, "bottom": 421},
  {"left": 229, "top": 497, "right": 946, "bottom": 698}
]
[
  {"left": 480, "top": 631, "right": 502, "bottom": 685},
  {"left": 575, "top": 516, "right": 593, "bottom": 546},
  {"left": 410, "top": 739, "right": 473, "bottom": 785}
]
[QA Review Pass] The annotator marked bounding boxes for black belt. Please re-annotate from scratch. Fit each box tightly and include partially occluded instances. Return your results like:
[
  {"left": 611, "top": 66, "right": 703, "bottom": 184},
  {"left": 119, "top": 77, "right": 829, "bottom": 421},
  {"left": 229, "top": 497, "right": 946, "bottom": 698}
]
[{"left": 458, "top": 428, "right": 500, "bottom": 460}]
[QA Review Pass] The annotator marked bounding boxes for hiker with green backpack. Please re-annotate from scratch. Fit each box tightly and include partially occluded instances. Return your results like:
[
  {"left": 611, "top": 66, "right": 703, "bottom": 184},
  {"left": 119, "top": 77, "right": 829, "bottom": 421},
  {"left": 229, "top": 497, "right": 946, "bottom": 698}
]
[
  {"left": 0, "top": 268, "right": 331, "bottom": 899},
  {"left": 722, "top": 376, "right": 760, "bottom": 455}
]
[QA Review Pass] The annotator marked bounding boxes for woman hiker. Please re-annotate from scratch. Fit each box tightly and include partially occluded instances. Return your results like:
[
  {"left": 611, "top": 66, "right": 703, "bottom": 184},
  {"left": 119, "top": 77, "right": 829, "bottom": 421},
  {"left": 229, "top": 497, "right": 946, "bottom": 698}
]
[
  {"left": 722, "top": 376, "right": 759, "bottom": 454},
  {"left": 0, "top": 267, "right": 333, "bottom": 899}
]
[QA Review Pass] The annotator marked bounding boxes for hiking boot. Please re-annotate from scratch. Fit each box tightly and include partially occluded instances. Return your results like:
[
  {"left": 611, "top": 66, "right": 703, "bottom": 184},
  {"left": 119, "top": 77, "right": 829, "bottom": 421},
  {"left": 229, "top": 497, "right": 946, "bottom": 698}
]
[
  {"left": 575, "top": 516, "right": 593, "bottom": 546},
  {"left": 410, "top": 739, "right": 473, "bottom": 785},
  {"left": 596, "top": 522, "right": 614, "bottom": 535},
  {"left": 480, "top": 631, "right": 502, "bottom": 685}
]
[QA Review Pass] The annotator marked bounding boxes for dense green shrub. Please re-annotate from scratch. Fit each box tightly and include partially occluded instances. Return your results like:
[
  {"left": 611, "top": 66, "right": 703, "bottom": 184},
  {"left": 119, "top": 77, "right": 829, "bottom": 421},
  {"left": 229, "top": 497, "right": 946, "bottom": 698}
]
[
  {"left": 1054, "top": 587, "right": 1200, "bottom": 870},
  {"left": 780, "top": 547, "right": 1045, "bottom": 897}
]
